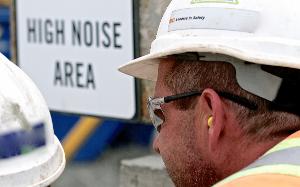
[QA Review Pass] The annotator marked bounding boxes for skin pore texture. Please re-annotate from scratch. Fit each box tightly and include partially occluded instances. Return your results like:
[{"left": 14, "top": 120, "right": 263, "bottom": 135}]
[{"left": 152, "top": 59, "right": 287, "bottom": 187}]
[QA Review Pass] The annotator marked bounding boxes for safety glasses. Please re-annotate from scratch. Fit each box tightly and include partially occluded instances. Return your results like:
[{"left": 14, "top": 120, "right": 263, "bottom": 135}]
[{"left": 147, "top": 90, "right": 258, "bottom": 132}]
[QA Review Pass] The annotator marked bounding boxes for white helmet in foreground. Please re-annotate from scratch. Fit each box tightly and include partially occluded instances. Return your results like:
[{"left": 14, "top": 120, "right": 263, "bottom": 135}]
[
  {"left": 119, "top": 0, "right": 300, "bottom": 115},
  {"left": 0, "top": 53, "right": 65, "bottom": 186}
]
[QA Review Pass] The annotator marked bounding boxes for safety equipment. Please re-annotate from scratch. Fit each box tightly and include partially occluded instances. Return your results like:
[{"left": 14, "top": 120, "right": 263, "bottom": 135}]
[
  {"left": 0, "top": 53, "right": 65, "bottom": 187},
  {"left": 147, "top": 90, "right": 255, "bottom": 132},
  {"left": 214, "top": 130, "right": 300, "bottom": 186},
  {"left": 120, "top": 0, "right": 300, "bottom": 79},
  {"left": 119, "top": 0, "right": 300, "bottom": 116},
  {"left": 208, "top": 116, "right": 213, "bottom": 128}
]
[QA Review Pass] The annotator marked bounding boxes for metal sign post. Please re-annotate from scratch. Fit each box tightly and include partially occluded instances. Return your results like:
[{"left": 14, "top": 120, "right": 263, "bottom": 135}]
[{"left": 15, "top": 0, "right": 138, "bottom": 119}]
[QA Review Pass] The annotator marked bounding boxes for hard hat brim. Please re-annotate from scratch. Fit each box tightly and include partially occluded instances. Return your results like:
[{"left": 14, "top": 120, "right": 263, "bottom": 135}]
[
  {"left": 36, "top": 136, "right": 66, "bottom": 187},
  {"left": 119, "top": 35, "right": 300, "bottom": 81}
]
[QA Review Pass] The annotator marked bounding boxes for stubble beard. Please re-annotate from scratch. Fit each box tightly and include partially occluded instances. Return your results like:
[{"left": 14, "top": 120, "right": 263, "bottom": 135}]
[
  {"left": 165, "top": 155, "right": 220, "bottom": 187},
  {"left": 163, "top": 112, "right": 221, "bottom": 187}
]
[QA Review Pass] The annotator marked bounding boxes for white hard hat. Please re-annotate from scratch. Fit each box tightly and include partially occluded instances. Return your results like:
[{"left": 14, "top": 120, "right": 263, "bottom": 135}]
[
  {"left": 119, "top": 0, "right": 300, "bottom": 115},
  {"left": 0, "top": 53, "right": 65, "bottom": 186}
]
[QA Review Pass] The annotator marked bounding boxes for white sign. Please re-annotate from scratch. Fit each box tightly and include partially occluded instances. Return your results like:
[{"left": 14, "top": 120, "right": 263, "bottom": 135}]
[{"left": 16, "top": 0, "right": 136, "bottom": 119}]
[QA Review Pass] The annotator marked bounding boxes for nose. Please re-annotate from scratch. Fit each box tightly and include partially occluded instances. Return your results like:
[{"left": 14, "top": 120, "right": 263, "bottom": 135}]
[{"left": 152, "top": 134, "right": 160, "bottom": 154}]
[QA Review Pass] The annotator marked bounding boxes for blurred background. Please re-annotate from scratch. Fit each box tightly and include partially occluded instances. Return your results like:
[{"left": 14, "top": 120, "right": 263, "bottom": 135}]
[{"left": 0, "top": 0, "right": 173, "bottom": 186}]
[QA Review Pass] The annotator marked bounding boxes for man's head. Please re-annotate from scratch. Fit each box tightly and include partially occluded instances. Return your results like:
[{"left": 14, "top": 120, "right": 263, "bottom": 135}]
[
  {"left": 119, "top": 0, "right": 300, "bottom": 186},
  {"left": 151, "top": 55, "right": 300, "bottom": 186},
  {"left": 152, "top": 59, "right": 221, "bottom": 186}
]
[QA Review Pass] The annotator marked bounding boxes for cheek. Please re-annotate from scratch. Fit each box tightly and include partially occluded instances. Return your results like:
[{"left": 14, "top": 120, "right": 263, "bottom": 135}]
[
  {"left": 156, "top": 110, "right": 220, "bottom": 186},
  {"left": 157, "top": 118, "right": 182, "bottom": 156},
  {"left": 159, "top": 111, "right": 197, "bottom": 161}
]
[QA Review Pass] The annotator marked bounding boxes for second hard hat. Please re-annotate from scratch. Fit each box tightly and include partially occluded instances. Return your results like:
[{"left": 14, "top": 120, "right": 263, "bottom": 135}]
[{"left": 0, "top": 53, "right": 65, "bottom": 187}]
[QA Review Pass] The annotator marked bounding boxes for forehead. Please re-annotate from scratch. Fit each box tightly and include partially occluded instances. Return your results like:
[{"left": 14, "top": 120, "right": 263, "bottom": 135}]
[
  {"left": 154, "top": 58, "right": 176, "bottom": 96},
  {"left": 157, "top": 58, "right": 176, "bottom": 81}
]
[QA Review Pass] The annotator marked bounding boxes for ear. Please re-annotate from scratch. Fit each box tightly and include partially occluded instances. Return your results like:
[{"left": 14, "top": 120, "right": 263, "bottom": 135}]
[{"left": 197, "top": 88, "right": 227, "bottom": 153}]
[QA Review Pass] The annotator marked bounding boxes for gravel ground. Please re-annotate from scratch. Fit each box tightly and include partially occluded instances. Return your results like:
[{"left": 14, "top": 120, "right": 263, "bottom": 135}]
[{"left": 53, "top": 144, "right": 152, "bottom": 187}]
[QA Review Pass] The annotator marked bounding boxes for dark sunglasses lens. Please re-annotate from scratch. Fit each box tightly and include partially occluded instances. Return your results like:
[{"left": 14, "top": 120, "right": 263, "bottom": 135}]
[
  {"left": 147, "top": 97, "right": 164, "bottom": 131},
  {"left": 154, "top": 109, "right": 165, "bottom": 122},
  {"left": 153, "top": 109, "right": 164, "bottom": 132}
]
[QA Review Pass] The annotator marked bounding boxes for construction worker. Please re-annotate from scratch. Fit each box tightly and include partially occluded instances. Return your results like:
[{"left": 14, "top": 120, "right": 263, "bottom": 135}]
[
  {"left": 0, "top": 53, "right": 65, "bottom": 187},
  {"left": 119, "top": 0, "right": 300, "bottom": 186}
]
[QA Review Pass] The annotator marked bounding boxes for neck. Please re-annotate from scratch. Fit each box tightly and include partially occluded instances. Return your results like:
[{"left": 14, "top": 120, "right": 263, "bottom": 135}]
[{"left": 219, "top": 135, "right": 287, "bottom": 179}]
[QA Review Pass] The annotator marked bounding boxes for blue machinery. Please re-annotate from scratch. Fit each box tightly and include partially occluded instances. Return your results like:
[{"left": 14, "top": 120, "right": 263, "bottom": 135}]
[{"left": 0, "top": 6, "right": 10, "bottom": 58}]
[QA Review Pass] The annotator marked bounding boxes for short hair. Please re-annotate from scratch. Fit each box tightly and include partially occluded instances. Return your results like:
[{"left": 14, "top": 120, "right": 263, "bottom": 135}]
[{"left": 163, "top": 54, "right": 300, "bottom": 140}]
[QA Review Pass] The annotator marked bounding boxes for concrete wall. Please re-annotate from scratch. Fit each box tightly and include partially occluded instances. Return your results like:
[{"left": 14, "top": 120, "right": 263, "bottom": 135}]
[{"left": 120, "top": 155, "right": 174, "bottom": 187}]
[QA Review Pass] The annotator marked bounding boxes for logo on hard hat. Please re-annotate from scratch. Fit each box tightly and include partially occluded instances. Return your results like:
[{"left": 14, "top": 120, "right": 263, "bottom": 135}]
[
  {"left": 191, "top": 0, "right": 239, "bottom": 4},
  {"left": 0, "top": 122, "right": 46, "bottom": 159},
  {"left": 169, "top": 18, "right": 175, "bottom": 24}
]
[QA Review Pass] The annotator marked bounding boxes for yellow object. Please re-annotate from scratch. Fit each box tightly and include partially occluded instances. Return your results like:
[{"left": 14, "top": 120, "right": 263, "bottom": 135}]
[
  {"left": 214, "top": 131, "right": 300, "bottom": 186},
  {"left": 208, "top": 116, "right": 213, "bottom": 128},
  {"left": 0, "top": 0, "right": 11, "bottom": 6},
  {"left": 62, "top": 117, "right": 102, "bottom": 161}
]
